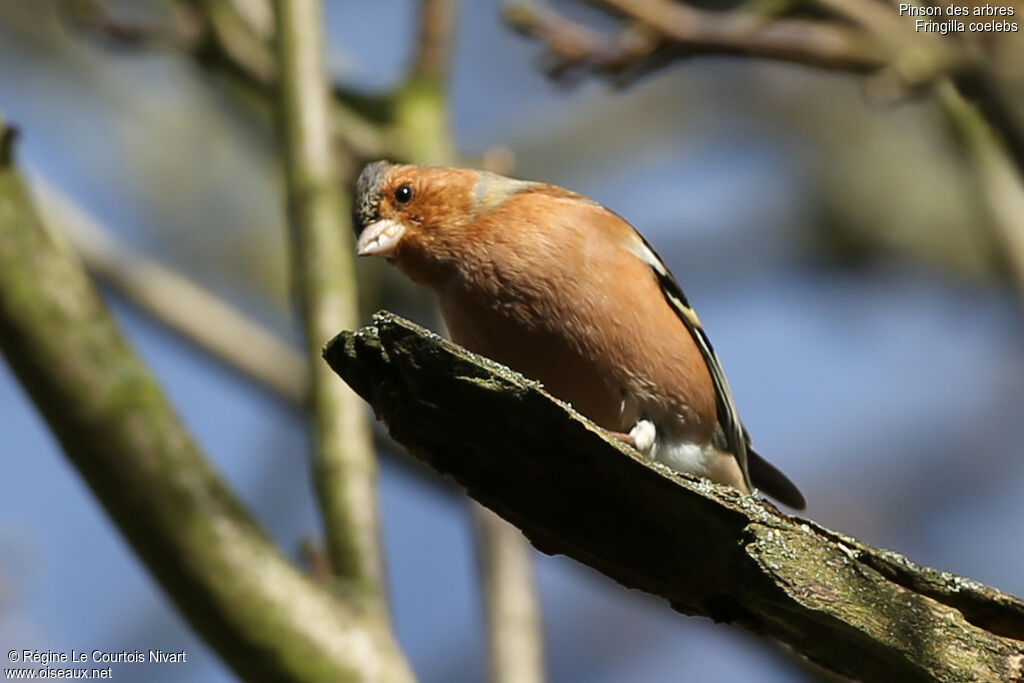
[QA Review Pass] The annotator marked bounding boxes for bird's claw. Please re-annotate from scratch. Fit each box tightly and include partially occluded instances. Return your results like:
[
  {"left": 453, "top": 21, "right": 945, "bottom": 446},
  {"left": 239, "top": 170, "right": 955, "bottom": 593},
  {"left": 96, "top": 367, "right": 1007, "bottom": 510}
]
[{"left": 629, "top": 419, "right": 656, "bottom": 455}]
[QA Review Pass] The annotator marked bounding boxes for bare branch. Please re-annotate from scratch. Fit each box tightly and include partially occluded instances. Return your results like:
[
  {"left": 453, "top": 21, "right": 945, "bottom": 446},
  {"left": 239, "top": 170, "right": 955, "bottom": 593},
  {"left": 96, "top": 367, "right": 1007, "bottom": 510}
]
[
  {"left": 199, "top": 0, "right": 278, "bottom": 86},
  {"left": 0, "top": 117, "right": 414, "bottom": 683},
  {"left": 29, "top": 175, "right": 444, "bottom": 480},
  {"left": 603, "top": 0, "right": 884, "bottom": 67},
  {"left": 472, "top": 503, "right": 547, "bottom": 683},
  {"left": 389, "top": 0, "right": 461, "bottom": 166},
  {"left": 504, "top": 0, "right": 887, "bottom": 82},
  {"left": 504, "top": 3, "right": 665, "bottom": 81},
  {"left": 63, "top": 0, "right": 202, "bottom": 51},
  {"left": 509, "top": 0, "right": 1024, "bottom": 183},
  {"left": 273, "top": 0, "right": 388, "bottom": 599},
  {"left": 324, "top": 312, "right": 1024, "bottom": 683},
  {"left": 409, "top": 0, "right": 462, "bottom": 84},
  {"left": 951, "top": 68, "right": 1024, "bottom": 179},
  {"left": 937, "top": 81, "right": 1024, "bottom": 296},
  {"left": 31, "top": 175, "right": 309, "bottom": 406}
]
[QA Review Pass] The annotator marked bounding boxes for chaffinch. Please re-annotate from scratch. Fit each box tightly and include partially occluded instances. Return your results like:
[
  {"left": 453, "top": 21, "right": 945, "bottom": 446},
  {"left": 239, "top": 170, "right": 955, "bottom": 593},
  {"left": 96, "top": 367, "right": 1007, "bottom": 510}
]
[{"left": 352, "top": 160, "right": 805, "bottom": 509}]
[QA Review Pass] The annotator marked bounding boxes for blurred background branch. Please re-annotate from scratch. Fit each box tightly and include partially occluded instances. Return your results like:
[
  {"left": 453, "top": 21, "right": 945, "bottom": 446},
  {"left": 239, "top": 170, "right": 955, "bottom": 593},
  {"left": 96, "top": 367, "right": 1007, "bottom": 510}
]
[
  {"left": 505, "top": 0, "right": 1024, "bottom": 180},
  {"left": 392, "top": 0, "right": 460, "bottom": 166},
  {"left": 0, "top": 113, "right": 414, "bottom": 683},
  {"left": 937, "top": 80, "right": 1024, "bottom": 293},
  {"left": 409, "top": 0, "right": 461, "bottom": 84},
  {"left": 32, "top": 175, "right": 310, "bottom": 405},
  {"left": 272, "top": 0, "right": 388, "bottom": 603},
  {"left": 505, "top": 0, "right": 888, "bottom": 78},
  {"left": 503, "top": 0, "right": 888, "bottom": 78},
  {"left": 472, "top": 505, "right": 547, "bottom": 683},
  {"left": 32, "top": 169, "right": 459, "bottom": 493}
]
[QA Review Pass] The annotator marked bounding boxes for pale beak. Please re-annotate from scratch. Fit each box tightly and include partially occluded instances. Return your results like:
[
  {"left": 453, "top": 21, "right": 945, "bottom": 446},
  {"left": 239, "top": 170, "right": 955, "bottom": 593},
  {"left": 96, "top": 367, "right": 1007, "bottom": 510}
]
[{"left": 356, "top": 219, "right": 406, "bottom": 257}]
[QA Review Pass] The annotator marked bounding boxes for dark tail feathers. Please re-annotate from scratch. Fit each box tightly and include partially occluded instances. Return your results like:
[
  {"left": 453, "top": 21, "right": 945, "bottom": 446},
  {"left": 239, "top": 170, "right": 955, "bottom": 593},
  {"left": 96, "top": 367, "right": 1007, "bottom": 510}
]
[{"left": 748, "top": 448, "right": 806, "bottom": 510}]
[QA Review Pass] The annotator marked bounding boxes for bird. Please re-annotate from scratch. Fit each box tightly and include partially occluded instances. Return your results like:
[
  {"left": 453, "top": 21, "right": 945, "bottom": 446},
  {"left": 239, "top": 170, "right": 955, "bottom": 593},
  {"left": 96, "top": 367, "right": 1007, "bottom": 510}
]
[{"left": 351, "top": 160, "right": 805, "bottom": 509}]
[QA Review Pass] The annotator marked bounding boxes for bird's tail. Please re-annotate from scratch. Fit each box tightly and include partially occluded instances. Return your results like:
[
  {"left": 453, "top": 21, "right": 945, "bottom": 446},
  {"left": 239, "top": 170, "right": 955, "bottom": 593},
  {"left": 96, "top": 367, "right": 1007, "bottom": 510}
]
[{"left": 747, "top": 447, "right": 806, "bottom": 510}]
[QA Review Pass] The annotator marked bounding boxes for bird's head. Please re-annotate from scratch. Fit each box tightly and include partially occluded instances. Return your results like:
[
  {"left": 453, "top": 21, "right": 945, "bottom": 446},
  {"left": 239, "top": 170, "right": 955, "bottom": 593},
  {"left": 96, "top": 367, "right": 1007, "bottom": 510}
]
[
  {"left": 352, "top": 161, "right": 472, "bottom": 283},
  {"left": 352, "top": 160, "right": 541, "bottom": 288}
]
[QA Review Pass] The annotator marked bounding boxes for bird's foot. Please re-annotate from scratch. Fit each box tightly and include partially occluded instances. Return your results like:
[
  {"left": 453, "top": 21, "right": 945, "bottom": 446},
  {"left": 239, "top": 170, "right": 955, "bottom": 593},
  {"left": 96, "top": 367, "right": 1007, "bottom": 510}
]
[
  {"left": 609, "top": 420, "right": 656, "bottom": 457},
  {"left": 608, "top": 430, "right": 635, "bottom": 447},
  {"left": 629, "top": 419, "right": 656, "bottom": 455}
]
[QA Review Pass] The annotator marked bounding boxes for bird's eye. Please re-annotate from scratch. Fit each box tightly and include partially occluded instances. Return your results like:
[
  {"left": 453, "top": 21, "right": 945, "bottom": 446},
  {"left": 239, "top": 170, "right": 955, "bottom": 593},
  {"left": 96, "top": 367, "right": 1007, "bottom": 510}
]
[{"left": 394, "top": 184, "right": 413, "bottom": 204}]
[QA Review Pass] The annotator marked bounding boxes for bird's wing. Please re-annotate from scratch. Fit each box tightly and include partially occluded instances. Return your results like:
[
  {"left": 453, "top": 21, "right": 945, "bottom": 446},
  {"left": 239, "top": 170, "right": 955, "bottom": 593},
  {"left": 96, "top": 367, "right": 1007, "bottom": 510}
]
[{"left": 625, "top": 231, "right": 754, "bottom": 492}]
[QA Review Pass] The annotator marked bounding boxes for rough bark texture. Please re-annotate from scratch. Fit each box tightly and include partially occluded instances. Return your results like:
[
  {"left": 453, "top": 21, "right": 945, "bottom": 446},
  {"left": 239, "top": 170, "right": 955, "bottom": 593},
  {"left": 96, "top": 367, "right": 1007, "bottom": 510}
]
[
  {"left": 0, "top": 121, "right": 414, "bottom": 683},
  {"left": 324, "top": 312, "right": 1024, "bottom": 683}
]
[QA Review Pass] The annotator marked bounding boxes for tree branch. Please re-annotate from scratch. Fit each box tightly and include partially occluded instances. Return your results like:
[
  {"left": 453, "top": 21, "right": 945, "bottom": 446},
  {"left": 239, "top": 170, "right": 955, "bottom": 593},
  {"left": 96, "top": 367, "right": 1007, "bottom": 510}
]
[
  {"left": 324, "top": 312, "right": 1024, "bottom": 683},
  {"left": 503, "top": 2, "right": 665, "bottom": 81},
  {"left": 472, "top": 504, "right": 547, "bottom": 683},
  {"left": 29, "top": 171, "right": 450, "bottom": 488},
  {"left": 409, "top": 0, "right": 461, "bottom": 84},
  {"left": 951, "top": 66, "right": 1024, "bottom": 180},
  {"left": 66, "top": 0, "right": 394, "bottom": 157},
  {"left": 273, "top": 0, "right": 388, "bottom": 600},
  {"left": 504, "top": 0, "right": 887, "bottom": 82},
  {"left": 389, "top": 0, "right": 460, "bottom": 167},
  {"left": 0, "top": 118, "right": 414, "bottom": 683},
  {"left": 507, "top": 0, "right": 1024, "bottom": 184},
  {"left": 936, "top": 81, "right": 1024, "bottom": 297},
  {"left": 195, "top": 0, "right": 278, "bottom": 87},
  {"left": 31, "top": 175, "right": 309, "bottom": 406}
]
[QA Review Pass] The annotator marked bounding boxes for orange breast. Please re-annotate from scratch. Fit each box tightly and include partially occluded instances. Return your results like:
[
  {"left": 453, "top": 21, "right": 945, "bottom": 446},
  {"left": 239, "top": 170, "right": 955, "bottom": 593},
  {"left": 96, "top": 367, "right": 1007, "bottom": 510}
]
[{"left": 434, "top": 193, "right": 718, "bottom": 442}]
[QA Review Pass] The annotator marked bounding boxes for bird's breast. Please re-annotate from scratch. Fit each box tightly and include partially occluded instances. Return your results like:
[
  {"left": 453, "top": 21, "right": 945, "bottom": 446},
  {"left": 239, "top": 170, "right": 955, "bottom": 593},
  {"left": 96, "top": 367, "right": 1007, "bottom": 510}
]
[
  {"left": 437, "top": 264, "right": 716, "bottom": 444},
  {"left": 440, "top": 287, "right": 627, "bottom": 428}
]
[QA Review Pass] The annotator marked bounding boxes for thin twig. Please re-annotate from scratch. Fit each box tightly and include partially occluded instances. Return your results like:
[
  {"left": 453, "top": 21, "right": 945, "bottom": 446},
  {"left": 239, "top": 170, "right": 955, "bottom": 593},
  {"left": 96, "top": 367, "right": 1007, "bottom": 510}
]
[
  {"left": 201, "top": 0, "right": 278, "bottom": 86},
  {"left": 602, "top": 0, "right": 884, "bottom": 69},
  {"left": 880, "top": 0, "right": 1024, "bottom": 175},
  {"left": 63, "top": 0, "right": 203, "bottom": 50},
  {"left": 273, "top": 0, "right": 387, "bottom": 599},
  {"left": 505, "top": 0, "right": 887, "bottom": 82},
  {"left": 504, "top": 2, "right": 665, "bottom": 81},
  {"left": 409, "top": 0, "right": 461, "bottom": 83}
]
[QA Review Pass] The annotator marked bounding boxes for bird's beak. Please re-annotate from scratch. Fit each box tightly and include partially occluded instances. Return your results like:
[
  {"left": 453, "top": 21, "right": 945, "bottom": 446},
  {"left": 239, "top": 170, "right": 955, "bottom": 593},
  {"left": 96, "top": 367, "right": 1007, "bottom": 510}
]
[{"left": 356, "top": 219, "right": 406, "bottom": 257}]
